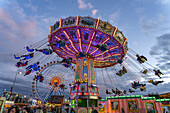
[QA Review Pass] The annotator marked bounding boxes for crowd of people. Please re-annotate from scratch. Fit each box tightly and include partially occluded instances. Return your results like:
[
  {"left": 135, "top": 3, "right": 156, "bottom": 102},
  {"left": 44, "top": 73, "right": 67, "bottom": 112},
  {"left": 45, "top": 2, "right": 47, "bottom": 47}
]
[
  {"left": 2, "top": 104, "right": 99, "bottom": 113},
  {"left": 3, "top": 105, "right": 63, "bottom": 113}
]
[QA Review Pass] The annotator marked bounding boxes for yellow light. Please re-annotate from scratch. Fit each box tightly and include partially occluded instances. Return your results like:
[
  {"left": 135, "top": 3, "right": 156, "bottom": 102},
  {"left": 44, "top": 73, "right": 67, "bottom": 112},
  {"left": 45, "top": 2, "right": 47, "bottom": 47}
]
[
  {"left": 96, "top": 18, "right": 100, "bottom": 29},
  {"left": 102, "top": 38, "right": 110, "bottom": 44},
  {"left": 113, "top": 27, "right": 118, "bottom": 37},
  {"left": 56, "top": 49, "right": 66, "bottom": 55},
  {"left": 77, "top": 28, "right": 80, "bottom": 37},
  {"left": 18, "top": 72, "right": 22, "bottom": 74},
  {"left": 95, "top": 46, "right": 119, "bottom": 57},
  {"left": 50, "top": 26, "right": 52, "bottom": 34},
  {"left": 63, "top": 31, "right": 78, "bottom": 53},
  {"left": 91, "top": 48, "right": 99, "bottom": 55},
  {"left": 91, "top": 37, "right": 110, "bottom": 55},
  {"left": 59, "top": 18, "right": 62, "bottom": 28},
  {"left": 77, "top": 29, "right": 82, "bottom": 52},
  {"left": 62, "top": 55, "right": 73, "bottom": 58},
  {"left": 123, "top": 38, "right": 127, "bottom": 47},
  {"left": 86, "top": 31, "right": 96, "bottom": 53},
  {"left": 95, "top": 50, "right": 108, "bottom": 57},
  {"left": 5, "top": 101, "right": 14, "bottom": 104},
  {"left": 61, "top": 47, "right": 74, "bottom": 56},
  {"left": 76, "top": 15, "right": 79, "bottom": 25},
  {"left": 65, "top": 45, "right": 76, "bottom": 54},
  {"left": 96, "top": 53, "right": 121, "bottom": 59},
  {"left": 55, "top": 36, "right": 61, "bottom": 40}
]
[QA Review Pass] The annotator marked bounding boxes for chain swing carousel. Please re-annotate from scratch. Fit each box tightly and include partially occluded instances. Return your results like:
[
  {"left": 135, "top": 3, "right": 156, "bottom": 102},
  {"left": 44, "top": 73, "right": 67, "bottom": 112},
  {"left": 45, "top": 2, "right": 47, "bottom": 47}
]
[
  {"left": 48, "top": 16, "right": 128, "bottom": 112},
  {"left": 13, "top": 16, "right": 165, "bottom": 112}
]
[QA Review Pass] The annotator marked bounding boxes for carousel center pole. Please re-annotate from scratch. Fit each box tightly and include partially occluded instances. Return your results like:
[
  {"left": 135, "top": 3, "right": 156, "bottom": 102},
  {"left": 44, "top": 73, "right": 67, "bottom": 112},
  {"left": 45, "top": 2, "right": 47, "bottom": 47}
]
[{"left": 70, "top": 54, "right": 99, "bottom": 113}]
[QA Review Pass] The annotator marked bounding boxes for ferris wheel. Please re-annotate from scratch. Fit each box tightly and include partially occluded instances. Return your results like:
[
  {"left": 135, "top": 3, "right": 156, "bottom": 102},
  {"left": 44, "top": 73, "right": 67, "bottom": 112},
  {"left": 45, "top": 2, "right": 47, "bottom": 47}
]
[{"left": 32, "top": 61, "right": 75, "bottom": 102}]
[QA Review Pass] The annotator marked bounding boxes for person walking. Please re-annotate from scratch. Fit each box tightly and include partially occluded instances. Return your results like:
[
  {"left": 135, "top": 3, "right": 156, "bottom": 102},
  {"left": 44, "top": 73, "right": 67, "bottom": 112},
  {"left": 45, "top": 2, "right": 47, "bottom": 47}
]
[
  {"left": 35, "top": 106, "right": 43, "bottom": 113},
  {"left": 8, "top": 105, "right": 20, "bottom": 113},
  {"left": 122, "top": 108, "right": 125, "bottom": 113},
  {"left": 91, "top": 104, "right": 98, "bottom": 113}
]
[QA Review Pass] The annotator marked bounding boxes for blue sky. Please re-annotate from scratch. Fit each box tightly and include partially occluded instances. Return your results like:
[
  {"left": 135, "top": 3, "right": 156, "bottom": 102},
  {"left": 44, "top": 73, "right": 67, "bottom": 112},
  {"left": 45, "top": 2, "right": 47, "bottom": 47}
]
[{"left": 0, "top": 0, "right": 170, "bottom": 98}]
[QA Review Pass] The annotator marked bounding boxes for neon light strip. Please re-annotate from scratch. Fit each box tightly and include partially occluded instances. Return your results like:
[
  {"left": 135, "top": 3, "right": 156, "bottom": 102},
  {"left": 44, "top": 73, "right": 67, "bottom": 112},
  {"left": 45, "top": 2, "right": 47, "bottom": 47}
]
[
  {"left": 95, "top": 50, "right": 108, "bottom": 57},
  {"left": 59, "top": 18, "right": 62, "bottom": 28},
  {"left": 63, "top": 31, "right": 78, "bottom": 53},
  {"left": 103, "top": 38, "right": 110, "bottom": 44},
  {"left": 50, "top": 26, "right": 52, "bottom": 34},
  {"left": 77, "top": 29, "right": 82, "bottom": 52},
  {"left": 55, "top": 36, "right": 61, "bottom": 40},
  {"left": 62, "top": 55, "right": 74, "bottom": 58},
  {"left": 61, "top": 47, "right": 74, "bottom": 56},
  {"left": 56, "top": 49, "right": 65, "bottom": 54},
  {"left": 48, "top": 35, "right": 50, "bottom": 42},
  {"left": 123, "top": 38, "right": 127, "bottom": 47},
  {"left": 86, "top": 31, "right": 95, "bottom": 53},
  {"left": 96, "top": 18, "right": 100, "bottom": 29},
  {"left": 65, "top": 45, "right": 76, "bottom": 54},
  {"left": 54, "top": 36, "right": 74, "bottom": 55},
  {"left": 91, "top": 48, "right": 99, "bottom": 55},
  {"left": 95, "top": 60, "right": 116, "bottom": 63},
  {"left": 76, "top": 16, "right": 79, "bottom": 25},
  {"left": 90, "top": 37, "right": 109, "bottom": 55},
  {"left": 96, "top": 53, "right": 121, "bottom": 59},
  {"left": 77, "top": 28, "right": 80, "bottom": 37},
  {"left": 79, "top": 37, "right": 82, "bottom": 52},
  {"left": 95, "top": 46, "right": 119, "bottom": 57},
  {"left": 95, "top": 60, "right": 109, "bottom": 63},
  {"left": 55, "top": 35, "right": 75, "bottom": 54},
  {"left": 94, "top": 61, "right": 110, "bottom": 65},
  {"left": 113, "top": 27, "right": 118, "bottom": 36}
]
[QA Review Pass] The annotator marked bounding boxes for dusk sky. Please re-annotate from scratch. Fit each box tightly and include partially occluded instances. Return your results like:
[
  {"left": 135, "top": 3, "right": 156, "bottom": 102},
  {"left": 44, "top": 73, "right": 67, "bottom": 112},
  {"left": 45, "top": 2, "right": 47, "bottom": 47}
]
[{"left": 0, "top": 0, "right": 170, "bottom": 98}]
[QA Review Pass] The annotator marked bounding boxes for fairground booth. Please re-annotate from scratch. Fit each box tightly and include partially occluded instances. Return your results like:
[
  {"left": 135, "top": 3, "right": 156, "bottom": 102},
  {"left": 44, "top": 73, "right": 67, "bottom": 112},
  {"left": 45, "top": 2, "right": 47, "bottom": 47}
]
[{"left": 98, "top": 95, "right": 170, "bottom": 113}]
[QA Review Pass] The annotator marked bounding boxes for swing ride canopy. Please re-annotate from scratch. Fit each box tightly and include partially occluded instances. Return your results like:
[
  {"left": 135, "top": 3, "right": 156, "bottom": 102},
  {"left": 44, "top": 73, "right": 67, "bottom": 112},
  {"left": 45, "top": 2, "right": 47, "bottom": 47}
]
[{"left": 49, "top": 16, "right": 128, "bottom": 68}]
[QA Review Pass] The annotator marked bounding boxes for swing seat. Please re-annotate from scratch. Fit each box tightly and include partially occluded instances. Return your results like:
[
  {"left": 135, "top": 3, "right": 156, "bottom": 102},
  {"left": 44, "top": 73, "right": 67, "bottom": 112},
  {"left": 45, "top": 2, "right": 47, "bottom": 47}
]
[
  {"left": 99, "top": 46, "right": 108, "bottom": 52},
  {"left": 14, "top": 55, "right": 20, "bottom": 59},
  {"left": 141, "top": 58, "right": 145, "bottom": 62},
  {"left": 158, "top": 73, "right": 161, "bottom": 76},
  {"left": 122, "top": 70, "right": 127, "bottom": 74},
  {"left": 142, "top": 69, "right": 148, "bottom": 74},
  {"left": 140, "top": 87, "right": 146, "bottom": 91},
  {"left": 117, "top": 72, "right": 123, "bottom": 76},
  {"left": 132, "top": 83, "right": 140, "bottom": 89},
  {"left": 43, "top": 50, "right": 53, "bottom": 55},
  {"left": 26, "top": 46, "right": 34, "bottom": 52},
  {"left": 117, "top": 59, "right": 123, "bottom": 64},
  {"left": 59, "top": 42, "right": 65, "bottom": 47}
]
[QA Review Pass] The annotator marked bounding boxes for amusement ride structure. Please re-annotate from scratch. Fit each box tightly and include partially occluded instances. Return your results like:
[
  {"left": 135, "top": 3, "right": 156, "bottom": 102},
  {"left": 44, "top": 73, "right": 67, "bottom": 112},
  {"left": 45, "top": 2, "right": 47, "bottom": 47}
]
[{"left": 13, "top": 16, "right": 165, "bottom": 112}]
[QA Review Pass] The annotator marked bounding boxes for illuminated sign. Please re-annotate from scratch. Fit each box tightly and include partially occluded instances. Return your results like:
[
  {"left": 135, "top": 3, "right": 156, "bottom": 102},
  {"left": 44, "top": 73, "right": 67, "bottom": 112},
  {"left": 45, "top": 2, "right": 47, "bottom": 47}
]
[
  {"left": 90, "top": 96, "right": 98, "bottom": 99},
  {"left": 73, "top": 78, "right": 87, "bottom": 84},
  {"left": 5, "top": 101, "right": 14, "bottom": 104}
]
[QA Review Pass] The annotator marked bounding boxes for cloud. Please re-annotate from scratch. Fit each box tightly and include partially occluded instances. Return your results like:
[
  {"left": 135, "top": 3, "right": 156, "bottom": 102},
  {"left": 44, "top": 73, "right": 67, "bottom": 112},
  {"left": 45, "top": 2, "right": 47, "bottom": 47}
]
[
  {"left": 77, "top": 0, "right": 93, "bottom": 9},
  {"left": 77, "top": 0, "right": 98, "bottom": 17},
  {"left": 24, "top": 2, "right": 37, "bottom": 12},
  {"left": 160, "top": 0, "right": 170, "bottom": 4},
  {"left": 0, "top": 7, "right": 37, "bottom": 52},
  {"left": 139, "top": 14, "right": 170, "bottom": 34},
  {"left": 0, "top": 6, "right": 38, "bottom": 96},
  {"left": 132, "top": 41, "right": 138, "bottom": 45},
  {"left": 135, "top": 7, "right": 145, "bottom": 14},
  {"left": 109, "top": 9, "right": 120, "bottom": 24},
  {"left": 150, "top": 33, "right": 170, "bottom": 72},
  {"left": 92, "top": 9, "right": 98, "bottom": 16}
]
